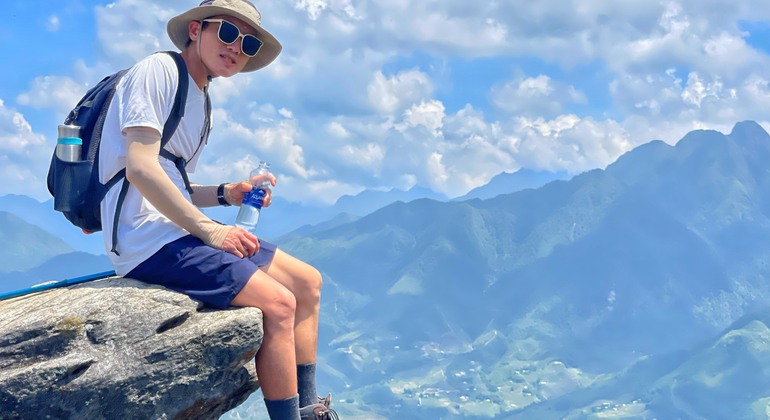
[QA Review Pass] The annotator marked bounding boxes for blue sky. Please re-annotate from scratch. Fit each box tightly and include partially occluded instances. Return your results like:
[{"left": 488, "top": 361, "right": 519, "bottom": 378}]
[{"left": 2, "top": 0, "right": 770, "bottom": 205}]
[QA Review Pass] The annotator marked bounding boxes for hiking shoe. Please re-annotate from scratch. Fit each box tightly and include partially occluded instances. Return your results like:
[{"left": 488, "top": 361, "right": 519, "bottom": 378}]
[
  {"left": 318, "top": 393, "right": 332, "bottom": 409},
  {"left": 299, "top": 402, "right": 339, "bottom": 420}
]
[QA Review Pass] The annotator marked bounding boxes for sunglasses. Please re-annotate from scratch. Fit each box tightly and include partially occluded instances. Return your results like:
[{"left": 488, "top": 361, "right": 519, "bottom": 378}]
[{"left": 202, "top": 18, "right": 263, "bottom": 57}]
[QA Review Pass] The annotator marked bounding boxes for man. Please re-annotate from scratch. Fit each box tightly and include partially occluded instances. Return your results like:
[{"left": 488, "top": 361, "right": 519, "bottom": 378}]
[{"left": 97, "top": 1, "right": 335, "bottom": 418}]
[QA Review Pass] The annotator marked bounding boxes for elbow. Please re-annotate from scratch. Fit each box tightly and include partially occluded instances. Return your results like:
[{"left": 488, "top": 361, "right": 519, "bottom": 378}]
[{"left": 124, "top": 160, "right": 153, "bottom": 186}]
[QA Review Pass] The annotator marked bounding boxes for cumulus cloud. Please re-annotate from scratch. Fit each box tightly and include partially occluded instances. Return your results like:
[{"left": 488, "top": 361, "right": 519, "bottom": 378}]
[
  {"left": 0, "top": 100, "right": 51, "bottom": 200},
  {"left": 367, "top": 70, "right": 434, "bottom": 115},
  {"left": 94, "top": 1, "right": 177, "bottom": 64},
  {"left": 397, "top": 100, "right": 445, "bottom": 137},
  {"left": 4, "top": 0, "right": 770, "bottom": 204},
  {"left": 16, "top": 76, "right": 85, "bottom": 116},
  {"left": 491, "top": 75, "right": 587, "bottom": 117}
]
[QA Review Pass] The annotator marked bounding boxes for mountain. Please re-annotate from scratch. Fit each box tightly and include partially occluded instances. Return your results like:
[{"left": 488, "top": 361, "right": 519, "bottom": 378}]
[
  {"left": 334, "top": 186, "right": 447, "bottom": 215},
  {"left": 457, "top": 168, "right": 571, "bottom": 201},
  {"left": 205, "top": 186, "right": 447, "bottom": 241},
  {"left": 514, "top": 311, "right": 770, "bottom": 419},
  {"left": 0, "top": 251, "right": 112, "bottom": 294},
  {"left": 0, "top": 195, "right": 104, "bottom": 255},
  {"left": 250, "top": 120, "right": 770, "bottom": 418},
  {"left": 0, "top": 211, "right": 74, "bottom": 274}
]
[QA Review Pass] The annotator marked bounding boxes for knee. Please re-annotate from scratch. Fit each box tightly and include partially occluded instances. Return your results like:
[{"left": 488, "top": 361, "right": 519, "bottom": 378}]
[
  {"left": 299, "top": 266, "right": 323, "bottom": 303},
  {"left": 261, "top": 288, "right": 297, "bottom": 329}
]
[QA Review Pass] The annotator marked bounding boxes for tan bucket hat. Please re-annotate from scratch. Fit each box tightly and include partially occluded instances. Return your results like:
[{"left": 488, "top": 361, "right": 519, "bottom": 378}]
[{"left": 167, "top": 0, "right": 282, "bottom": 72}]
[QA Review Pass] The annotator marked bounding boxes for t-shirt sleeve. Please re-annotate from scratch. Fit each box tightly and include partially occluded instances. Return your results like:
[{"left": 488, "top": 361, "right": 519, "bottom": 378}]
[{"left": 116, "top": 54, "right": 179, "bottom": 137}]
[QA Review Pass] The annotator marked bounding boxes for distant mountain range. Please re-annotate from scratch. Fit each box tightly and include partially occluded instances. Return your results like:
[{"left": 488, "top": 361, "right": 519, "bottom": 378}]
[
  {"left": 457, "top": 168, "right": 570, "bottom": 201},
  {"left": 7, "top": 121, "right": 770, "bottom": 418},
  {"left": 0, "top": 164, "right": 559, "bottom": 291},
  {"left": 248, "top": 120, "right": 770, "bottom": 418}
]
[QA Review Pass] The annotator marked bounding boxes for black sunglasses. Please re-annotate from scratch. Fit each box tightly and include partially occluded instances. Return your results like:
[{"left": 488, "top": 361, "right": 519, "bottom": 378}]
[{"left": 202, "top": 19, "right": 263, "bottom": 57}]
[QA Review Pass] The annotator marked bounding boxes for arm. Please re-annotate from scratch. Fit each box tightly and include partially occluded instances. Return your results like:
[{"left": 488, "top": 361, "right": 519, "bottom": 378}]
[
  {"left": 190, "top": 179, "right": 276, "bottom": 208},
  {"left": 124, "top": 126, "right": 259, "bottom": 257}
]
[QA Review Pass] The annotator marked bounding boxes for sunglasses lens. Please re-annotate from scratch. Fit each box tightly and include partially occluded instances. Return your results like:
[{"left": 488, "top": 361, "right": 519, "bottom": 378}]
[
  {"left": 217, "top": 20, "right": 240, "bottom": 44},
  {"left": 242, "top": 35, "right": 263, "bottom": 57}
]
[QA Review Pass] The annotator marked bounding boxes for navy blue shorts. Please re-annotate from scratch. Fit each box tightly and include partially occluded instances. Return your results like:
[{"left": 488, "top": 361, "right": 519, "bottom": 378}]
[{"left": 126, "top": 235, "right": 277, "bottom": 309}]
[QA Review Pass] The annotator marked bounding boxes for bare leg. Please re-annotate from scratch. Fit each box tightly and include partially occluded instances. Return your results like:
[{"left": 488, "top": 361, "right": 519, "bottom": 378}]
[
  {"left": 231, "top": 269, "right": 298, "bottom": 400},
  {"left": 260, "top": 249, "right": 322, "bottom": 364}
]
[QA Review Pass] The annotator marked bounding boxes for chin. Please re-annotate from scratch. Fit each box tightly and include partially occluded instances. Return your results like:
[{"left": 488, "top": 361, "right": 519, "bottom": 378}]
[{"left": 212, "top": 68, "right": 240, "bottom": 78}]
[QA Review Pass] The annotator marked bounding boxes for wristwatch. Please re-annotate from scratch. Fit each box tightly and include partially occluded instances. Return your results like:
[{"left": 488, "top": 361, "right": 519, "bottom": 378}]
[{"left": 217, "top": 183, "right": 231, "bottom": 206}]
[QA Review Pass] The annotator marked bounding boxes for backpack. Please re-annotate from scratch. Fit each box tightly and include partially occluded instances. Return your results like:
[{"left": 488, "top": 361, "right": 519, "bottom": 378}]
[{"left": 47, "top": 51, "right": 191, "bottom": 255}]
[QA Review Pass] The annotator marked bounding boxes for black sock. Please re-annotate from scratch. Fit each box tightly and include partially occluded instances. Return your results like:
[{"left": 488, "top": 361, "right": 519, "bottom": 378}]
[
  {"left": 297, "top": 363, "right": 318, "bottom": 407},
  {"left": 264, "top": 394, "right": 300, "bottom": 420}
]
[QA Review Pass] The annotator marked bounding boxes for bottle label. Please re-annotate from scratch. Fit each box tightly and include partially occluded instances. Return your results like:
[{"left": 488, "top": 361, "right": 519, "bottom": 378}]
[{"left": 242, "top": 187, "right": 266, "bottom": 208}]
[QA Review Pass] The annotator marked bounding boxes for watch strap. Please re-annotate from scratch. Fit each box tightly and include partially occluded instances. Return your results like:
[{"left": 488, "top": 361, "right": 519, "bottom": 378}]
[{"left": 217, "top": 183, "right": 230, "bottom": 206}]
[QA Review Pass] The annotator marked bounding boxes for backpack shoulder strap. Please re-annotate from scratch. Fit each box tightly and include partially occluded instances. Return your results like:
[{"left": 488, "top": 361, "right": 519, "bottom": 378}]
[{"left": 161, "top": 50, "right": 188, "bottom": 148}]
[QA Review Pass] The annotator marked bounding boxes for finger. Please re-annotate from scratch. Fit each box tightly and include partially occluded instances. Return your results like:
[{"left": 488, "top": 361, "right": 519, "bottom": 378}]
[
  {"left": 262, "top": 189, "right": 272, "bottom": 207},
  {"left": 240, "top": 230, "right": 258, "bottom": 257},
  {"left": 250, "top": 173, "right": 276, "bottom": 187},
  {"left": 226, "top": 244, "right": 243, "bottom": 258}
]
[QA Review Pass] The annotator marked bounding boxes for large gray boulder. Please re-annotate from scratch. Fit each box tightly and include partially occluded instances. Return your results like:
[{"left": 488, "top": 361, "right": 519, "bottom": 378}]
[{"left": 0, "top": 277, "right": 263, "bottom": 419}]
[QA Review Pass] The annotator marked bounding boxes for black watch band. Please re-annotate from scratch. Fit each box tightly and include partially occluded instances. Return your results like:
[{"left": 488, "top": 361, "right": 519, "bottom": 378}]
[{"left": 217, "top": 183, "right": 231, "bottom": 206}]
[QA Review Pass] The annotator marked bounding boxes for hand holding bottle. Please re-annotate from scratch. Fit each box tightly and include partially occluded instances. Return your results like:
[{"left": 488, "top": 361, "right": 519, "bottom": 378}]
[{"left": 234, "top": 161, "right": 275, "bottom": 234}]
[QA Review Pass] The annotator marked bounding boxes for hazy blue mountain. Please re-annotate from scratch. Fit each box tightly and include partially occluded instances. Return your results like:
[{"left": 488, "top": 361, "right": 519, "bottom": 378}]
[
  {"left": 256, "top": 120, "right": 770, "bottom": 418},
  {"left": 334, "top": 186, "right": 447, "bottom": 215},
  {"left": 514, "top": 311, "right": 770, "bottom": 419},
  {"left": 0, "top": 194, "right": 104, "bottom": 255},
  {"left": 0, "top": 211, "right": 74, "bottom": 273},
  {"left": 205, "top": 186, "right": 446, "bottom": 240},
  {"left": 275, "top": 212, "right": 360, "bottom": 242},
  {"left": 0, "top": 251, "right": 112, "bottom": 294},
  {"left": 457, "top": 168, "right": 571, "bottom": 201}
]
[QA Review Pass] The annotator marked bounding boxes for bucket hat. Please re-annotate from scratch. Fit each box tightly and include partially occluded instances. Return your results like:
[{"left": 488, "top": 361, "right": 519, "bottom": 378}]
[{"left": 167, "top": 0, "right": 282, "bottom": 72}]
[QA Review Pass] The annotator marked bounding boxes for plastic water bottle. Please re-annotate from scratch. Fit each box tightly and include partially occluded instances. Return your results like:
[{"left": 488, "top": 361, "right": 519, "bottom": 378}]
[
  {"left": 56, "top": 124, "right": 82, "bottom": 162},
  {"left": 235, "top": 161, "right": 271, "bottom": 233}
]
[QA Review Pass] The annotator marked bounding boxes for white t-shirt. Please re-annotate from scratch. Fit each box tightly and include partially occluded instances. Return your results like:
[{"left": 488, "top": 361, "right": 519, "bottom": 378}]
[{"left": 99, "top": 53, "right": 210, "bottom": 275}]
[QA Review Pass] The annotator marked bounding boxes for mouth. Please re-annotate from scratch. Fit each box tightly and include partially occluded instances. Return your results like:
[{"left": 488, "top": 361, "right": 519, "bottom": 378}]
[{"left": 220, "top": 53, "right": 237, "bottom": 66}]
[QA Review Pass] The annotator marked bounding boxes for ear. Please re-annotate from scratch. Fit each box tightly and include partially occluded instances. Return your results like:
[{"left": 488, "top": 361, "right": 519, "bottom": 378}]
[{"left": 188, "top": 20, "right": 202, "bottom": 41}]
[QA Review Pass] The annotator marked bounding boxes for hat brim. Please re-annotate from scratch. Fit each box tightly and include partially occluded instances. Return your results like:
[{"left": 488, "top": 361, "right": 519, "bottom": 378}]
[{"left": 167, "top": 6, "right": 281, "bottom": 72}]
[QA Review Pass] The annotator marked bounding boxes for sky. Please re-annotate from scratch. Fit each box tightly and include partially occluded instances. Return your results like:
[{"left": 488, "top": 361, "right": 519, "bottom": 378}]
[{"left": 2, "top": 0, "right": 770, "bottom": 205}]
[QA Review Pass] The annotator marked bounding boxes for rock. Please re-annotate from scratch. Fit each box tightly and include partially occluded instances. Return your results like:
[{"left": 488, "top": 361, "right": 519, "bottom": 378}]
[{"left": 0, "top": 277, "right": 263, "bottom": 419}]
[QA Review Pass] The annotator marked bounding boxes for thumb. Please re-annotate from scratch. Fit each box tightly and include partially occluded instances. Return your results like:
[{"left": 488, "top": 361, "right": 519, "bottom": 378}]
[{"left": 238, "top": 181, "right": 253, "bottom": 192}]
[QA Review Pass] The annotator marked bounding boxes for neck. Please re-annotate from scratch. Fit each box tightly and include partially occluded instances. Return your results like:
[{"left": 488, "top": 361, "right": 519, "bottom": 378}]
[{"left": 181, "top": 48, "right": 212, "bottom": 90}]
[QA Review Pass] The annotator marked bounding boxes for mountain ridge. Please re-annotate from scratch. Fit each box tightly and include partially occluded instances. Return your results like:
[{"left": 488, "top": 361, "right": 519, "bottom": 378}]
[{"left": 266, "top": 120, "right": 770, "bottom": 418}]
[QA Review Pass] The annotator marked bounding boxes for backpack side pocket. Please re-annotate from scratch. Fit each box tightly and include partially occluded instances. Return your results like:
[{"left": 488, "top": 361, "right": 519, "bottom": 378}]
[{"left": 52, "top": 155, "right": 90, "bottom": 214}]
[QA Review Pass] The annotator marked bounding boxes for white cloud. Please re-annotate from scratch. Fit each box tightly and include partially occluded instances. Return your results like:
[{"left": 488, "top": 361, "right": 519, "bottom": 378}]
[
  {"left": 326, "top": 121, "right": 350, "bottom": 138},
  {"left": 367, "top": 70, "right": 434, "bottom": 115},
  {"left": 681, "top": 73, "right": 724, "bottom": 108},
  {"left": 46, "top": 15, "right": 61, "bottom": 32},
  {"left": 16, "top": 76, "right": 85, "bottom": 116},
  {"left": 295, "top": 0, "right": 328, "bottom": 20},
  {"left": 94, "top": 1, "right": 177, "bottom": 64},
  {"left": 338, "top": 143, "right": 385, "bottom": 171},
  {"left": 200, "top": 108, "right": 311, "bottom": 182},
  {"left": 0, "top": 101, "right": 51, "bottom": 200},
  {"left": 5, "top": 0, "right": 770, "bottom": 205},
  {"left": 397, "top": 100, "right": 445, "bottom": 137},
  {"left": 491, "top": 75, "right": 586, "bottom": 117}
]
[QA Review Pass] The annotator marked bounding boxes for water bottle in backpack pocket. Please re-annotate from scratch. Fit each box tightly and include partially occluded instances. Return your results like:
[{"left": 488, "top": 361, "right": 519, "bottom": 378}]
[{"left": 51, "top": 124, "right": 88, "bottom": 214}]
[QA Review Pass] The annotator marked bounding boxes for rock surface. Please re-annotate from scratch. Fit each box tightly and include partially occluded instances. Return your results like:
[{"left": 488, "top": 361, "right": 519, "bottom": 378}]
[{"left": 0, "top": 277, "right": 263, "bottom": 419}]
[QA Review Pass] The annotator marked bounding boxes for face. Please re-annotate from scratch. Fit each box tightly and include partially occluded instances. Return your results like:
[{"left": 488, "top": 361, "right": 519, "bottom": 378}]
[{"left": 193, "top": 15, "right": 259, "bottom": 78}]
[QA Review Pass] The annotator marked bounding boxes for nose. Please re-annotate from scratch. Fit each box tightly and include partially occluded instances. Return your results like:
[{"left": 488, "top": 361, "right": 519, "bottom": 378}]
[{"left": 226, "top": 38, "right": 243, "bottom": 56}]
